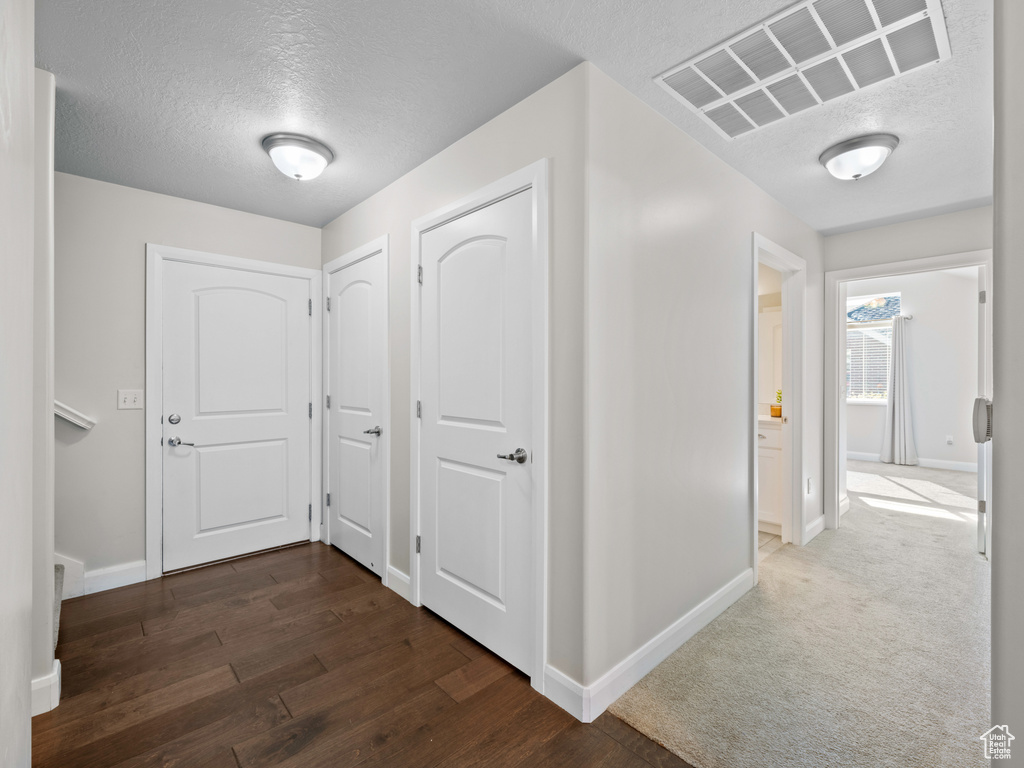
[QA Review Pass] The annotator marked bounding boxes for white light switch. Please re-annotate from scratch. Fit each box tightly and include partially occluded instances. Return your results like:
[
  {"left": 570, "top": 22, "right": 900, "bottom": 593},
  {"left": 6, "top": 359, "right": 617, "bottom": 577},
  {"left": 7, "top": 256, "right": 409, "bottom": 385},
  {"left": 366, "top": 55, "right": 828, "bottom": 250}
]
[
  {"left": 118, "top": 389, "right": 144, "bottom": 410},
  {"left": 946, "top": 434, "right": 954, "bottom": 445}
]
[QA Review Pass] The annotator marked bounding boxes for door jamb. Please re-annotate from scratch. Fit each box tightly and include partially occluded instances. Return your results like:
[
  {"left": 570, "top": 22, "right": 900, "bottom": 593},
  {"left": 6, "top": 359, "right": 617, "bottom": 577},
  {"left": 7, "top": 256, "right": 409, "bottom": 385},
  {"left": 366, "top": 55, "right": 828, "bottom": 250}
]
[
  {"left": 409, "top": 159, "right": 550, "bottom": 692},
  {"left": 752, "top": 234, "right": 811, "bottom": 585},
  {"left": 145, "top": 244, "right": 323, "bottom": 581},
  {"left": 823, "top": 249, "right": 993, "bottom": 531},
  {"left": 321, "top": 236, "right": 392, "bottom": 583}
]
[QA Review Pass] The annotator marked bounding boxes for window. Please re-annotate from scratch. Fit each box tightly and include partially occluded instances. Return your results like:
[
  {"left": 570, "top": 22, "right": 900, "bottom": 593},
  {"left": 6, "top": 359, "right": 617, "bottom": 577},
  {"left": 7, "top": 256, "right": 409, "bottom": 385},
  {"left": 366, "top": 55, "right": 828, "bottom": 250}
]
[{"left": 846, "top": 293, "right": 900, "bottom": 401}]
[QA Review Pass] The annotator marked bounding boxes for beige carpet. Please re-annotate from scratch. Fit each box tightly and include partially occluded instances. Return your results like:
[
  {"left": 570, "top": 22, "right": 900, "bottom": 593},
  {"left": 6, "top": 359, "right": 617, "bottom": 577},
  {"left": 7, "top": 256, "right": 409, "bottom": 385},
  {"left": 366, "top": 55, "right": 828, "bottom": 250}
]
[{"left": 610, "top": 461, "right": 990, "bottom": 768}]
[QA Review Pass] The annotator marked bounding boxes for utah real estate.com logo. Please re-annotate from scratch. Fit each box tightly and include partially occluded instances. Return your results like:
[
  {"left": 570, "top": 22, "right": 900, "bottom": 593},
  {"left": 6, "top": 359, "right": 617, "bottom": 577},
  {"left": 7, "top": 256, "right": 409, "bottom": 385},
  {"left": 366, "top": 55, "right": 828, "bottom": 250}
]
[{"left": 980, "top": 725, "right": 1014, "bottom": 760}]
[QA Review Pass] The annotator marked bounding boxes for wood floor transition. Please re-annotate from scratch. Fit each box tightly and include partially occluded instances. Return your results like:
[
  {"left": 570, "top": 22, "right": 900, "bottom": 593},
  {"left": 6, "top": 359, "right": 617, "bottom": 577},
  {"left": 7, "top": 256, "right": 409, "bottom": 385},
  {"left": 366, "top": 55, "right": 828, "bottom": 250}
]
[{"left": 33, "top": 542, "right": 695, "bottom": 768}]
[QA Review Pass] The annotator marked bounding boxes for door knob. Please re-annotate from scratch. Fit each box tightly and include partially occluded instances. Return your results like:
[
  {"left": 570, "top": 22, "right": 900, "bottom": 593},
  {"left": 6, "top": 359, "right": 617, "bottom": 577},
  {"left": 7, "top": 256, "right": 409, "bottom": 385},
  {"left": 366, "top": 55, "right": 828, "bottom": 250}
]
[
  {"left": 363, "top": 426, "right": 382, "bottom": 436},
  {"left": 167, "top": 436, "right": 195, "bottom": 447},
  {"left": 497, "top": 448, "right": 528, "bottom": 464}
]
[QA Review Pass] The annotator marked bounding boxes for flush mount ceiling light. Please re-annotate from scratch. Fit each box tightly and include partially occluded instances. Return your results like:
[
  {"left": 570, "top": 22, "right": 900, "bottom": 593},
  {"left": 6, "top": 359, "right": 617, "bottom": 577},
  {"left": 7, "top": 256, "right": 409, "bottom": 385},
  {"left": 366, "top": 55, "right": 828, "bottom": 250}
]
[
  {"left": 819, "top": 133, "right": 899, "bottom": 180},
  {"left": 262, "top": 133, "right": 334, "bottom": 181}
]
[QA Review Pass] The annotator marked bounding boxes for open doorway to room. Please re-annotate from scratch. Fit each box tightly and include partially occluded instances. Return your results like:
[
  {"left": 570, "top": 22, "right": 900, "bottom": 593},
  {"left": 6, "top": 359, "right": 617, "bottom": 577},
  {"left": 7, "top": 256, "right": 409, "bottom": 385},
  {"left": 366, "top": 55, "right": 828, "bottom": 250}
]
[
  {"left": 825, "top": 250, "right": 993, "bottom": 560},
  {"left": 751, "top": 234, "right": 814, "bottom": 584}
]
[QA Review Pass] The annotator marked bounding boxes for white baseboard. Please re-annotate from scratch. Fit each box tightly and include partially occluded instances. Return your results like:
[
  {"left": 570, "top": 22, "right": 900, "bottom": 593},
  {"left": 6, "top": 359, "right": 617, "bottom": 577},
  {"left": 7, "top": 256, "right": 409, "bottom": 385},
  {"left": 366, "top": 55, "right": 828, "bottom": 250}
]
[
  {"left": 54, "top": 553, "right": 85, "bottom": 599},
  {"left": 385, "top": 566, "right": 411, "bottom": 603},
  {"left": 804, "top": 514, "right": 826, "bottom": 543},
  {"left": 757, "top": 521, "right": 781, "bottom": 535},
  {"left": 543, "top": 665, "right": 588, "bottom": 721},
  {"left": 918, "top": 458, "right": 977, "bottom": 473},
  {"left": 544, "top": 568, "right": 754, "bottom": 723},
  {"left": 846, "top": 453, "right": 976, "bottom": 473},
  {"left": 85, "top": 560, "right": 147, "bottom": 595},
  {"left": 847, "top": 451, "right": 881, "bottom": 462},
  {"left": 839, "top": 495, "right": 850, "bottom": 515},
  {"left": 31, "top": 659, "right": 61, "bottom": 716}
]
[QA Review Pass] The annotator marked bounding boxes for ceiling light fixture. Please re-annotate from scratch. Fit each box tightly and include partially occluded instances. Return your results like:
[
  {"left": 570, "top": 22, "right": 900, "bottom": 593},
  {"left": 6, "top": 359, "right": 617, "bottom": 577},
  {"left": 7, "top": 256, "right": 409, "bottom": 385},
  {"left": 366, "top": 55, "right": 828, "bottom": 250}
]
[
  {"left": 819, "top": 133, "right": 899, "bottom": 180},
  {"left": 262, "top": 133, "right": 334, "bottom": 181}
]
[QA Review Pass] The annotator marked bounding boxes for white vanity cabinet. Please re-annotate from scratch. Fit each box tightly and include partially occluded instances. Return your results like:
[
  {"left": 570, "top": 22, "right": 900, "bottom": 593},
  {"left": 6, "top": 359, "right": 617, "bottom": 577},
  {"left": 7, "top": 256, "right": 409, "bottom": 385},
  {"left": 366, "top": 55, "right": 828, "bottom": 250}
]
[{"left": 757, "top": 418, "right": 783, "bottom": 532}]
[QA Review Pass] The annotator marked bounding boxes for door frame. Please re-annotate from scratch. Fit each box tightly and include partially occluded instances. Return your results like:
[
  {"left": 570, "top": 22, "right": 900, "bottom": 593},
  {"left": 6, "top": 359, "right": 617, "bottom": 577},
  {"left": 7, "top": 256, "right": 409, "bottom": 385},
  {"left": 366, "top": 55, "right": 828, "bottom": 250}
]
[
  {"left": 823, "top": 248, "right": 993, "bottom": 536},
  {"left": 321, "top": 235, "right": 392, "bottom": 582},
  {"left": 751, "top": 234, "right": 811, "bottom": 584},
  {"left": 409, "top": 159, "right": 550, "bottom": 691},
  {"left": 145, "top": 244, "right": 323, "bottom": 580}
]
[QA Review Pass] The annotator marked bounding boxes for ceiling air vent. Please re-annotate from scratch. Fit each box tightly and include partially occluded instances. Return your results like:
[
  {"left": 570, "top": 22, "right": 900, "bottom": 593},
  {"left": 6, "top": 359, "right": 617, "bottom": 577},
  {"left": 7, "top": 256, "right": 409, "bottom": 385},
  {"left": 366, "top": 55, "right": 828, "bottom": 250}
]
[{"left": 655, "top": 0, "right": 950, "bottom": 140}]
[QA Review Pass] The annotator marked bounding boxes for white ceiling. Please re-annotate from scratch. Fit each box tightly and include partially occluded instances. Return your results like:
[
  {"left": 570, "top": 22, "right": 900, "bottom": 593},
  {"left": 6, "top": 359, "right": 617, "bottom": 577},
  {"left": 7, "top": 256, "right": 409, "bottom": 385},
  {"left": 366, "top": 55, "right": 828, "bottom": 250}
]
[{"left": 35, "top": 0, "right": 992, "bottom": 233}]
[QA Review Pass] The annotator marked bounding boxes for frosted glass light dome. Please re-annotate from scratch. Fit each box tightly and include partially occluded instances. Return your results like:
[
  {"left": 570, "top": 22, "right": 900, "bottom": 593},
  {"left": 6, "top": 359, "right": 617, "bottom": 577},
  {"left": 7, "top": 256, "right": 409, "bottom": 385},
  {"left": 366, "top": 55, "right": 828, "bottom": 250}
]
[
  {"left": 819, "top": 134, "right": 899, "bottom": 181},
  {"left": 262, "top": 134, "right": 334, "bottom": 181}
]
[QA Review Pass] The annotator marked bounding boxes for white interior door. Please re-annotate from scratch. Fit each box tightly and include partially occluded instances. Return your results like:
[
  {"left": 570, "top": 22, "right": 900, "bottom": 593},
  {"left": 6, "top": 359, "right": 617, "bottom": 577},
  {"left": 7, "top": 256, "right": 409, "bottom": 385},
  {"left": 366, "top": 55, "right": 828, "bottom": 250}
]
[
  {"left": 326, "top": 246, "right": 388, "bottom": 575},
  {"left": 162, "top": 259, "right": 312, "bottom": 572},
  {"left": 418, "top": 189, "right": 535, "bottom": 675}
]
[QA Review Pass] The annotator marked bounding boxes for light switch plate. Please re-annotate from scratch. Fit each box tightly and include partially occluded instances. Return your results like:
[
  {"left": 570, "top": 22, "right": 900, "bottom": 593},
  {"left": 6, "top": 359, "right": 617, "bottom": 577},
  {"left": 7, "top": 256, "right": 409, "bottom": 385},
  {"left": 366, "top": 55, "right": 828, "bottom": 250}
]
[{"left": 117, "top": 389, "right": 144, "bottom": 410}]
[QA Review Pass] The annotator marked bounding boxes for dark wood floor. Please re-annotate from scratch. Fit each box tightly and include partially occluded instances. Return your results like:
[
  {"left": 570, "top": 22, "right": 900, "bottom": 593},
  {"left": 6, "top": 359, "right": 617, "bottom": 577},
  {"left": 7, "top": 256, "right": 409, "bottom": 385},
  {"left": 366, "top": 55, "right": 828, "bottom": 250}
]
[{"left": 33, "top": 542, "right": 694, "bottom": 768}]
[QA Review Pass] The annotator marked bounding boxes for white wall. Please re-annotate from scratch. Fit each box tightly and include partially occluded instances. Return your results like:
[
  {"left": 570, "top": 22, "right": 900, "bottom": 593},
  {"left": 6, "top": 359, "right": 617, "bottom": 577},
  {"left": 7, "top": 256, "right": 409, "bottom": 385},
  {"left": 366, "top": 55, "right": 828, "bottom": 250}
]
[
  {"left": 0, "top": 0, "right": 37, "bottom": 761},
  {"left": 54, "top": 174, "right": 321, "bottom": 574},
  {"left": 993, "top": 0, "right": 1024, "bottom": 735},
  {"left": 825, "top": 205, "right": 992, "bottom": 272},
  {"left": 582, "top": 67, "right": 825, "bottom": 683},
  {"left": 320, "top": 65, "right": 587, "bottom": 680},
  {"left": 845, "top": 269, "right": 979, "bottom": 469},
  {"left": 32, "top": 69, "right": 56, "bottom": 689}
]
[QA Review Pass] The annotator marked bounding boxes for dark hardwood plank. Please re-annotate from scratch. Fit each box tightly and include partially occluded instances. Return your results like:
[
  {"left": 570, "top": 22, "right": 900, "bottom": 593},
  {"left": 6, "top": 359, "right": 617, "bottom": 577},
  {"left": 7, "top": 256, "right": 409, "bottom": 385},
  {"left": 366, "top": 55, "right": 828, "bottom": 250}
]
[
  {"left": 34, "top": 543, "right": 692, "bottom": 768},
  {"left": 110, "top": 696, "right": 292, "bottom": 768},
  {"left": 35, "top": 655, "right": 326, "bottom": 768},
  {"left": 593, "top": 711, "right": 698, "bottom": 768},
  {"left": 435, "top": 651, "right": 514, "bottom": 702}
]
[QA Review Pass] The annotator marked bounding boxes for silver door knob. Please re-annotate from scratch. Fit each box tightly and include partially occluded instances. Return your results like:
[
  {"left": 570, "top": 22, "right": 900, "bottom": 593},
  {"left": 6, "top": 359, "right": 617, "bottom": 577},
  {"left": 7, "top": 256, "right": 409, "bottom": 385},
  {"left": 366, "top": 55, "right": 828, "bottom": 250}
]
[
  {"left": 363, "top": 426, "right": 382, "bottom": 436},
  {"left": 497, "top": 448, "right": 528, "bottom": 464},
  {"left": 168, "top": 436, "right": 195, "bottom": 447}
]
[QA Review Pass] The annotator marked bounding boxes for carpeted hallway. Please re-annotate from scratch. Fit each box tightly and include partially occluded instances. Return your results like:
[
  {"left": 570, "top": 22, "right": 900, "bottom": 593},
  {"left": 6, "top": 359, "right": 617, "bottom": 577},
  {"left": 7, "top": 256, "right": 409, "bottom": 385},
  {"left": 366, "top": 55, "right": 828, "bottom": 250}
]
[{"left": 610, "top": 460, "right": 990, "bottom": 768}]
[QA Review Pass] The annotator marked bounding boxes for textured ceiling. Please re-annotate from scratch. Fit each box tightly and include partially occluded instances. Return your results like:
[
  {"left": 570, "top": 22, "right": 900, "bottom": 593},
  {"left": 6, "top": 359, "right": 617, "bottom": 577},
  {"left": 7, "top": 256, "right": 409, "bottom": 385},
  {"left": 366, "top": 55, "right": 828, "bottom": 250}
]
[{"left": 35, "top": 0, "right": 992, "bottom": 233}]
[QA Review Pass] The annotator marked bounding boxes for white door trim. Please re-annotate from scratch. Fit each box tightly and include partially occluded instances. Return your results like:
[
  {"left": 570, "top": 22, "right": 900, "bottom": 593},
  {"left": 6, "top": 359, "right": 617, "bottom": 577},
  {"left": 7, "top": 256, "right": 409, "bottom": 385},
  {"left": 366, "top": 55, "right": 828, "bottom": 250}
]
[
  {"left": 322, "top": 235, "right": 391, "bottom": 583},
  {"left": 409, "top": 159, "right": 550, "bottom": 692},
  {"left": 823, "top": 248, "right": 993, "bottom": 531},
  {"left": 751, "top": 234, "right": 810, "bottom": 584},
  {"left": 145, "top": 244, "right": 322, "bottom": 580}
]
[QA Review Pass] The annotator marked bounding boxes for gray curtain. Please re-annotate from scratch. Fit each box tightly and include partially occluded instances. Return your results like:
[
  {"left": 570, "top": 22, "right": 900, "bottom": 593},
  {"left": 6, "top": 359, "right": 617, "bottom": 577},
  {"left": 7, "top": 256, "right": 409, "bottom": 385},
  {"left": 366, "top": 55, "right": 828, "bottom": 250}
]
[{"left": 881, "top": 315, "right": 918, "bottom": 465}]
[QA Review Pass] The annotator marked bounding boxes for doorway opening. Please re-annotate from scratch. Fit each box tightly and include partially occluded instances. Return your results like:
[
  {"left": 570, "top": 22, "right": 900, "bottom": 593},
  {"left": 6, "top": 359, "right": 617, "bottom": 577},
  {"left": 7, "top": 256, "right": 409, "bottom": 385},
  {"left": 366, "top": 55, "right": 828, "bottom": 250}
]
[
  {"left": 751, "top": 234, "right": 812, "bottom": 584},
  {"left": 824, "top": 249, "right": 993, "bottom": 558}
]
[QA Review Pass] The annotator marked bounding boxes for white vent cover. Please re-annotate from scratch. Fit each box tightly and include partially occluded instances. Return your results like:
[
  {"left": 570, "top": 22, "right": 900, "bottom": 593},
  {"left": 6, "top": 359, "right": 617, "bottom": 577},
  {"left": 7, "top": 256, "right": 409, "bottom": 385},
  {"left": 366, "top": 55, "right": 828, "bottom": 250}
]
[{"left": 656, "top": 0, "right": 950, "bottom": 139}]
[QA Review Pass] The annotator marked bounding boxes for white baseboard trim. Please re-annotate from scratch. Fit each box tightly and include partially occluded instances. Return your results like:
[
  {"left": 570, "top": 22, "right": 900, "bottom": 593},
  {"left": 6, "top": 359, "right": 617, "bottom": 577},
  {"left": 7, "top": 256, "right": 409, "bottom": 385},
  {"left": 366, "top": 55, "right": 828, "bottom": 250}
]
[
  {"left": 839, "top": 495, "right": 850, "bottom": 515},
  {"left": 847, "top": 451, "right": 881, "bottom": 462},
  {"left": 55, "top": 553, "right": 85, "bottom": 599},
  {"left": 385, "top": 566, "right": 411, "bottom": 603},
  {"left": 31, "top": 659, "right": 61, "bottom": 716},
  {"left": 804, "top": 514, "right": 826, "bottom": 543},
  {"left": 544, "top": 665, "right": 588, "bottom": 721},
  {"left": 846, "top": 453, "right": 976, "bottom": 473},
  {"left": 757, "top": 521, "right": 781, "bottom": 535},
  {"left": 85, "top": 560, "right": 148, "bottom": 595},
  {"left": 544, "top": 568, "right": 754, "bottom": 723},
  {"left": 918, "top": 458, "right": 977, "bottom": 473}
]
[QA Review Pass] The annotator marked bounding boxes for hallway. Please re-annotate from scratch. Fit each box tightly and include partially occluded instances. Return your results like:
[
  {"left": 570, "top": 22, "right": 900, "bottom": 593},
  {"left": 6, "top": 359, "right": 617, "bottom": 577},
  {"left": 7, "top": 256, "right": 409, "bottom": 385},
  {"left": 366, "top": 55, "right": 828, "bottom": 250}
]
[{"left": 609, "top": 460, "right": 990, "bottom": 768}]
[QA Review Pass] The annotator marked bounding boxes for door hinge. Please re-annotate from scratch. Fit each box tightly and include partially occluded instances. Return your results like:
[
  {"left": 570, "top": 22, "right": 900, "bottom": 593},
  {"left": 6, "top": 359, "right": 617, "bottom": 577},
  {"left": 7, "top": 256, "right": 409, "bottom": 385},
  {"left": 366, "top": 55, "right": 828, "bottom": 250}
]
[
  {"left": 308, "top": 504, "right": 312, "bottom": 521},
  {"left": 308, "top": 298, "right": 312, "bottom": 316},
  {"left": 416, "top": 400, "right": 421, "bottom": 418},
  {"left": 416, "top": 535, "right": 421, "bottom": 554},
  {"left": 326, "top": 296, "right": 331, "bottom": 311},
  {"left": 979, "top": 290, "right": 987, "bottom": 304},
  {"left": 326, "top": 395, "right": 331, "bottom": 409},
  {"left": 417, "top": 265, "right": 423, "bottom": 285},
  {"left": 326, "top": 492, "right": 331, "bottom": 507},
  {"left": 309, "top": 402, "right": 312, "bottom": 419},
  {"left": 979, "top": 499, "right": 987, "bottom": 515}
]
